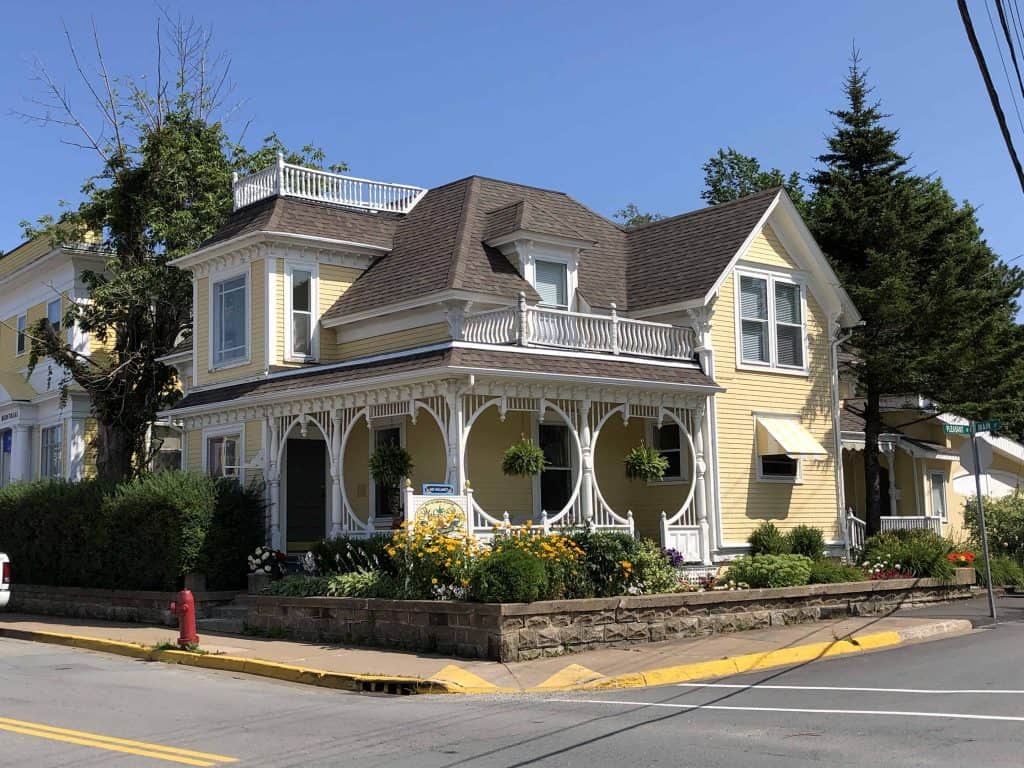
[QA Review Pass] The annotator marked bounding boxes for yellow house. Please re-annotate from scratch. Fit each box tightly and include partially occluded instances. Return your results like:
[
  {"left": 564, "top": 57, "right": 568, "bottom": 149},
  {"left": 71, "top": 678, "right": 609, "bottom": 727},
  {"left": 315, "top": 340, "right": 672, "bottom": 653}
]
[
  {"left": 0, "top": 237, "right": 110, "bottom": 483},
  {"left": 163, "top": 158, "right": 860, "bottom": 563}
]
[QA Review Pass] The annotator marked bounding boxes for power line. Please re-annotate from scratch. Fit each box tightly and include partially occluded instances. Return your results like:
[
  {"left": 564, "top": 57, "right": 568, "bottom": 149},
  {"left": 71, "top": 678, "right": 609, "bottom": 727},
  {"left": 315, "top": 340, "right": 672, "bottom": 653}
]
[
  {"left": 959, "top": 0, "right": 1024, "bottom": 195},
  {"left": 984, "top": 0, "right": 1024, "bottom": 136},
  {"left": 996, "top": 0, "right": 1024, "bottom": 102}
]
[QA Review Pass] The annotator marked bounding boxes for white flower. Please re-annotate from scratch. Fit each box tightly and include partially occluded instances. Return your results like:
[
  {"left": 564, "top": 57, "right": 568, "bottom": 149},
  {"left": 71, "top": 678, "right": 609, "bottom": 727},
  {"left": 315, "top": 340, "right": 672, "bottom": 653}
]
[{"left": 262, "top": 564, "right": 272, "bottom": 573}]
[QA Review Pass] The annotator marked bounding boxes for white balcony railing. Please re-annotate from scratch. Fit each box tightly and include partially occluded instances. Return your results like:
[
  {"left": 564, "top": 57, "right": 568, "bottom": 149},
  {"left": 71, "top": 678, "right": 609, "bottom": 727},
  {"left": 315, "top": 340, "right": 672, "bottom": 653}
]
[
  {"left": 880, "top": 516, "right": 943, "bottom": 535},
  {"left": 232, "top": 153, "right": 427, "bottom": 213},
  {"left": 462, "top": 294, "right": 697, "bottom": 361}
]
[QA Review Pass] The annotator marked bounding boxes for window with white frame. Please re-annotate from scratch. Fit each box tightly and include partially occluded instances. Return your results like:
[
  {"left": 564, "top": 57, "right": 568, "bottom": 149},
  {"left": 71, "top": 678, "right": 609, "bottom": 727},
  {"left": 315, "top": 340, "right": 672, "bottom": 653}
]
[
  {"left": 287, "top": 266, "right": 314, "bottom": 359},
  {"left": 649, "top": 422, "right": 688, "bottom": 482},
  {"left": 206, "top": 433, "right": 241, "bottom": 480},
  {"left": 15, "top": 315, "right": 26, "bottom": 355},
  {"left": 212, "top": 273, "right": 247, "bottom": 366},
  {"left": 738, "top": 273, "right": 806, "bottom": 370},
  {"left": 534, "top": 260, "right": 568, "bottom": 308},
  {"left": 40, "top": 424, "right": 63, "bottom": 479},
  {"left": 47, "top": 299, "right": 62, "bottom": 334},
  {"left": 760, "top": 454, "right": 799, "bottom": 479},
  {"left": 929, "top": 471, "right": 948, "bottom": 521}
]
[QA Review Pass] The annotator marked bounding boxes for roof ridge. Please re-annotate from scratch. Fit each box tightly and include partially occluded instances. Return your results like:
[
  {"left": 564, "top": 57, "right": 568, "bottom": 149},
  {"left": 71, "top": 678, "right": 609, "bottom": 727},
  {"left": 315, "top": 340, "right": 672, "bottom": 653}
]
[
  {"left": 447, "top": 177, "right": 480, "bottom": 290},
  {"left": 626, "top": 187, "right": 783, "bottom": 234}
]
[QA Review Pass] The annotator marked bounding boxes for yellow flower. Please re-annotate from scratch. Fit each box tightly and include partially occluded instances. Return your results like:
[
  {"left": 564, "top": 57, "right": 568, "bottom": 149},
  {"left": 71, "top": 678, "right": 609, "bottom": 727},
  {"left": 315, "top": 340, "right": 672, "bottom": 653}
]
[
  {"left": 620, "top": 560, "right": 633, "bottom": 571},
  {"left": 431, "top": 577, "right": 438, "bottom": 584}
]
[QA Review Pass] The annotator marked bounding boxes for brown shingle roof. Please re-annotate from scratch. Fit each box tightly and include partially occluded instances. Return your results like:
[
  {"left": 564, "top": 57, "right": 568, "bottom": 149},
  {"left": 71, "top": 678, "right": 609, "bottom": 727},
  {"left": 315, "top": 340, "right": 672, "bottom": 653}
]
[{"left": 168, "top": 345, "right": 716, "bottom": 411}]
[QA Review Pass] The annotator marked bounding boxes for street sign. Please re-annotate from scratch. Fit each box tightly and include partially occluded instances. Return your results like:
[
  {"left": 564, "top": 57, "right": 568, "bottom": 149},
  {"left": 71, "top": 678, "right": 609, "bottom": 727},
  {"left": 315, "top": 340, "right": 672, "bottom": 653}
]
[
  {"left": 943, "top": 424, "right": 971, "bottom": 435},
  {"left": 959, "top": 438, "right": 993, "bottom": 474},
  {"left": 973, "top": 420, "right": 1002, "bottom": 433}
]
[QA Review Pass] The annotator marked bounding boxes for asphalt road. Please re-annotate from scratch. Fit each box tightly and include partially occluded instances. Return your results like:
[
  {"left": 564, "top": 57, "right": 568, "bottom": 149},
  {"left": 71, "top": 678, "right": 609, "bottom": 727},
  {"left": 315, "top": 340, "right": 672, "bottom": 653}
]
[{"left": 2, "top": 598, "right": 1023, "bottom": 767}]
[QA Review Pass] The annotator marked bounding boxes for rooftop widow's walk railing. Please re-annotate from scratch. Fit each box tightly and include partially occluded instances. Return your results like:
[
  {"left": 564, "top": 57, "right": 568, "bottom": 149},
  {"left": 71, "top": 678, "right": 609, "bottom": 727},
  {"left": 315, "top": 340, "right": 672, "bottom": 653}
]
[
  {"left": 461, "top": 293, "right": 697, "bottom": 361},
  {"left": 232, "top": 153, "right": 427, "bottom": 214}
]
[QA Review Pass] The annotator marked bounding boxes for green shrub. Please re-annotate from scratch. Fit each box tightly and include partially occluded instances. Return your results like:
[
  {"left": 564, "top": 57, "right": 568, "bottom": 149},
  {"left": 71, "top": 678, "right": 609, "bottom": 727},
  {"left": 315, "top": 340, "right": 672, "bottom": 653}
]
[
  {"left": 201, "top": 479, "right": 266, "bottom": 590},
  {"left": 808, "top": 558, "right": 865, "bottom": 584},
  {"left": 263, "top": 575, "right": 330, "bottom": 596},
  {"left": 787, "top": 525, "right": 827, "bottom": 560},
  {"left": 310, "top": 535, "right": 394, "bottom": 576},
  {"left": 964, "top": 494, "right": 1024, "bottom": 563},
  {"left": 748, "top": 522, "right": 791, "bottom": 555},
  {"left": 568, "top": 530, "right": 641, "bottom": 597},
  {"left": 469, "top": 547, "right": 548, "bottom": 603},
  {"left": 973, "top": 554, "right": 1024, "bottom": 587},
  {"left": 326, "top": 570, "right": 400, "bottom": 598},
  {"left": 726, "top": 554, "right": 813, "bottom": 588},
  {"left": 862, "top": 529, "right": 955, "bottom": 580},
  {"left": 632, "top": 539, "right": 680, "bottom": 594}
]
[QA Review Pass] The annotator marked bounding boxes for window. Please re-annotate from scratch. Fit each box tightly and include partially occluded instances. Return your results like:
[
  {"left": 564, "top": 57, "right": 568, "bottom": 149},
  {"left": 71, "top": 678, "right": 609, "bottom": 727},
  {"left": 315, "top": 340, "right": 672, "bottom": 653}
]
[
  {"left": 15, "top": 315, "right": 26, "bottom": 355},
  {"left": 650, "top": 423, "right": 687, "bottom": 482},
  {"left": 372, "top": 426, "right": 402, "bottom": 519},
  {"left": 206, "top": 434, "right": 241, "bottom": 480},
  {"left": 288, "top": 266, "right": 313, "bottom": 359},
  {"left": 40, "top": 424, "right": 63, "bottom": 479},
  {"left": 212, "top": 274, "right": 247, "bottom": 366},
  {"left": 737, "top": 272, "right": 806, "bottom": 370},
  {"left": 760, "top": 454, "right": 799, "bottom": 479},
  {"left": 930, "top": 471, "right": 948, "bottom": 521},
  {"left": 539, "top": 423, "right": 572, "bottom": 513},
  {"left": 535, "top": 260, "right": 568, "bottom": 308},
  {"left": 47, "top": 299, "right": 62, "bottom": 334}
]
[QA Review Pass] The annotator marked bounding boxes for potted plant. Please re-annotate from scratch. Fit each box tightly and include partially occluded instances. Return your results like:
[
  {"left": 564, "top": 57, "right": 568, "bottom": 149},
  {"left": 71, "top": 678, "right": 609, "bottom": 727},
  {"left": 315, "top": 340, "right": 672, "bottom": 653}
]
[
  {"left": 369, "top": 442, "right": 415, "bottom": 516},
  {"left": 624, "top": 442, "right": 669, "bottom": 482},
  {"left": 247, "top": 545, "right": 287, "bottom": 593},
  {"left": 502, "top": 437, "right": 548, "bottom": 477}
]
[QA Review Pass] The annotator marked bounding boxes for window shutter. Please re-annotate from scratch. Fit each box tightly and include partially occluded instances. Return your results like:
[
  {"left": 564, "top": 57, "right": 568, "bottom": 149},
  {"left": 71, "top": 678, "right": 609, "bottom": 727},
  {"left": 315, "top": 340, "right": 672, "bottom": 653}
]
[{"left": 535, "top": 261, "right": 568, "bottom": 307}]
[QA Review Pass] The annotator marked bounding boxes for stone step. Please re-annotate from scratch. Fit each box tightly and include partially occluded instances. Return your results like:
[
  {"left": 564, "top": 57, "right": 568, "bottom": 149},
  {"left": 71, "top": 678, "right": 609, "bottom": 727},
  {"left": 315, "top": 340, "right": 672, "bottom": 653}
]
[
  {"left": 208, "top": 604, "right": 249, "bottom": 619},
  {"left": 196, "top": 617, "right": 246, "bottom": 635}
]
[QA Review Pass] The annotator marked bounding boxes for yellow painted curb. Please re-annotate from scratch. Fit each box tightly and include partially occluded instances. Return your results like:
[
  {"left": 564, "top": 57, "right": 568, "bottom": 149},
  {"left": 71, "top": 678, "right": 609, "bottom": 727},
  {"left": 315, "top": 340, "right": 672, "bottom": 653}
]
[
  {"left": 534, "top": 664, "right": 605, "bottom": 691},
  {"left": 582, "top": 629, "right": 909, "bottom": 691},
  {"left": 427, "top": 664, "right": 511, "bottom": 694}
]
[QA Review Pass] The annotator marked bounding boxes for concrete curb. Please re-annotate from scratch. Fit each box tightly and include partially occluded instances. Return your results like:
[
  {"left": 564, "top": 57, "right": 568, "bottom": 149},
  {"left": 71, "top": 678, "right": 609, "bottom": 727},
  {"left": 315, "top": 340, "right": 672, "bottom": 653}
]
[{"left": 0, "top": 619, "right": 973, "bottom": 695}]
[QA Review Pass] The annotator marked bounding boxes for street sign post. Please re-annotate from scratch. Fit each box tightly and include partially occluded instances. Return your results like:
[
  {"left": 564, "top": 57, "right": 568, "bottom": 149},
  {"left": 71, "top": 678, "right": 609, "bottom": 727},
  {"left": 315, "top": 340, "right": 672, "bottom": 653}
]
[{"left": 945, "top": 420, "right": 998, "bottom": 621}]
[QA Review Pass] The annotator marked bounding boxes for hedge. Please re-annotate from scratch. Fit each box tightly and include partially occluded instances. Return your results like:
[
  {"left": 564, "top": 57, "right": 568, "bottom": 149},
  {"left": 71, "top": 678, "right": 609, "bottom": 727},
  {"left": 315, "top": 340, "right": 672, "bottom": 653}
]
[{"left": 0, "top": 472, "right": 264, "bottom": 591}]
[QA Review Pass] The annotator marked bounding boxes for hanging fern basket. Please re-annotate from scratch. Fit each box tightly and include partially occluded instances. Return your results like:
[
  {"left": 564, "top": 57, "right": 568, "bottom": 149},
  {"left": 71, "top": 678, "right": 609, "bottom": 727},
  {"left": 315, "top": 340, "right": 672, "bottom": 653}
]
[
  {"left": 369, "top": 442, "right": 415, "bottom": 487},
  {"left": 624, "top": 442, "right": 670, "bottom": 482},
  {"left": 502, "top": 437, "right": 548, "bottom": 477}
]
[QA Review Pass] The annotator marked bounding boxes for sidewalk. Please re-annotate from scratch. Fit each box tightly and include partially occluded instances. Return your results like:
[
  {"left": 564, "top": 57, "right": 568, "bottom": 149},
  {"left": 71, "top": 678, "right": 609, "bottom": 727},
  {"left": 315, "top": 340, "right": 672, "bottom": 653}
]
[{"left": 0, "top": 610, "right": 973, "bottom": 694}]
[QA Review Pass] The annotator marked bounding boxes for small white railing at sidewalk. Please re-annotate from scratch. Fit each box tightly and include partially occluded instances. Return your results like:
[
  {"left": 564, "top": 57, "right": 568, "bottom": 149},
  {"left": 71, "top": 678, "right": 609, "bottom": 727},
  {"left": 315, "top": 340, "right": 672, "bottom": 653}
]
[
  {"left": 232, "top": 154, "right": 427, "bottom": 213},
  {"left": 462, "top": 294, "right": 696, "bottom": 361},
  {"left": 847, "top": 511, "right": 866, "bottom": 552}
]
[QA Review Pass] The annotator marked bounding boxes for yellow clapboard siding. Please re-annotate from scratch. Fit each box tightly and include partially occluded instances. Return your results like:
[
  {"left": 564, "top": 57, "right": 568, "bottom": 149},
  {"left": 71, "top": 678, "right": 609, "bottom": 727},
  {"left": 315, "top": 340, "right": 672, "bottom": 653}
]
[
  {"left": 743, "top": 225, "right": 798, "bottom": 269},
  {"left": 335, "top": 323, "right": 450, "bottom": 361},
  {"left": 466, "top": 409, "right": 534, "bottom": 522},
  {"left": 195, "top": 260, "right": 267, "bottom": 386},
  {"left": 185, "top": 429, "right": 202, "bottom": 473},
  {"left": 83, "top": 418, "right": 98, "bottom": 478},
  {"left": 713, "top": 252, "right": 840, "bottom": 544},
  {"left": 317, "top": 265, "right": 362, "bottom": 363}
]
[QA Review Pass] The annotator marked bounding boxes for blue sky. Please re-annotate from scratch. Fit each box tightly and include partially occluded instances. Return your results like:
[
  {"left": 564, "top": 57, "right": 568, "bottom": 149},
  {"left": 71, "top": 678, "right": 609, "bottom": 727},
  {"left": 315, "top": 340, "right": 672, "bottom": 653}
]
[{"left": 1, "top": 0, "right": 1021, "bottom": 272}]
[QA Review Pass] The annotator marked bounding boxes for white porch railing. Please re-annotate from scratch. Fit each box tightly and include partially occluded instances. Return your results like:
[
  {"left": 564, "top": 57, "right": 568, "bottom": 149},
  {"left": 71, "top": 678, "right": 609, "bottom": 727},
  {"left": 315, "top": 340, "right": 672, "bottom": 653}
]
[
  {"left": 847, "top": 511, "right": 866, "bottom": 552},
  {"left": 462, "top": 295, "right": 696, "bottom": 361},
  {"left": 880, "top": 516, "right": 943, "bottom": 534},
  {"left": 232, "top": 154, "right": 427, "bottom": 213}
]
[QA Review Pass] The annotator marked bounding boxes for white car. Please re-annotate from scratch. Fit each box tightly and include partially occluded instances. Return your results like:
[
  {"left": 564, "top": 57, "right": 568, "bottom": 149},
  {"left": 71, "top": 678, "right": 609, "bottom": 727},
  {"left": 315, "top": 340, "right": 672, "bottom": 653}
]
[{"left": 0, "top": 553, "right": 9, "bottom": 609}]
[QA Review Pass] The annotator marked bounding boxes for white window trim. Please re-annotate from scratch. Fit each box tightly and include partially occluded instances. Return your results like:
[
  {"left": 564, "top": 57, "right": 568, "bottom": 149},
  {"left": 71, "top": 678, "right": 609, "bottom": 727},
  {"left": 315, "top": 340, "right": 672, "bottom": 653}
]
[
  {"left": 753, "top": 412, "right": 804, "bottom": 485},
  {"left": 646, "top": 420, "right": 689, "bottom": 485},
  {"left": 15, "top": 314, "right": 26, "bottom": 357},
  {"left": 928, "top": 469, "right": 949, "bottom": 521},
  {"left": 533, "top": 259, "right": 570, "bottom": 310},
  {"left": 208, "top": 266, "right": 251, "bottom": 372},
  {"left": 39, "top": 421, "right": 65, "bottom": 480},
  {"left": 202, "top": 425, "right": 244, "bottom": 483},
  {"left": 283, "top": 261, "right": 319, "bottom": 363},
  {"left": 531, "top": 415, "right": 578, "bottom": 517},
  {"left": 734, "top": 267, "right": 810, "bottom": 376},
  {"left": 368, "top": 419, "right": 406, "bottom": 520},
  {"left": 520, "top": 244, "right": 579, "bottom": 312}
]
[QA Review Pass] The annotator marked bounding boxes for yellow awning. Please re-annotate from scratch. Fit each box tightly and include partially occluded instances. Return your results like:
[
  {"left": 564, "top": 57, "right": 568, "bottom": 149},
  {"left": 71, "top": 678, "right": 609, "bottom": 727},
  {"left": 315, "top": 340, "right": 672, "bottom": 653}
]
[
  {"left": 0, "top": 371, "right": 37, "bottom": 403},
  {"left": 756, "top": 416, "right": 827, "bottom": 457}
]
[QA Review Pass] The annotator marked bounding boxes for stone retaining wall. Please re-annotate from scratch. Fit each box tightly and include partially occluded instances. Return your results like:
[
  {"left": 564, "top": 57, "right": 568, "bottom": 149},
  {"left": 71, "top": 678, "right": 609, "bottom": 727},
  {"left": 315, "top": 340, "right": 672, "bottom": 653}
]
[
  {"left": 8, "top": 584, "right": 240, "bottom": 626},
  {"left": 245, "top": 569, "right": 975, "bottom": 662}
]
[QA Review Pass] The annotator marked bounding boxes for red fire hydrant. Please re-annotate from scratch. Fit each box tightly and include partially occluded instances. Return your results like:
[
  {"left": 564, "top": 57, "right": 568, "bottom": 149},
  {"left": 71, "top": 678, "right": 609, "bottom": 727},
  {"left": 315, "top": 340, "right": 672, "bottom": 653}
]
[{"left": 169, "top": 589, "right": 199, "bottom": 647}]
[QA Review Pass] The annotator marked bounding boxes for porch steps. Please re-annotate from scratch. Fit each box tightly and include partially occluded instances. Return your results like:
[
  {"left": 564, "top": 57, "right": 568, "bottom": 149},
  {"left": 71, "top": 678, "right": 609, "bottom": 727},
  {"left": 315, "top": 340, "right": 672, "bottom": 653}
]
[{"left": 197, "top": 598, "right": 251, "bottom": 636}]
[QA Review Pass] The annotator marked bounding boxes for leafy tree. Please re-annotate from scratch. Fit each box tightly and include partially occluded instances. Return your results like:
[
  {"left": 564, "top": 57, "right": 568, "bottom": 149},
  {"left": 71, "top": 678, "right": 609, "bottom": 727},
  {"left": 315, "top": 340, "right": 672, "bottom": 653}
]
[
  {"left": 806, "top": 53, "right": 1024, "bottom": 533},
  {"left": 19, "top": 17, "right": 343, "bottom": 480},
  {"left": 613, "top": 203, "right": 663, "bottom": 229},
  {"left": 700, "top": 147, "right": 805, "bottom": 209}
]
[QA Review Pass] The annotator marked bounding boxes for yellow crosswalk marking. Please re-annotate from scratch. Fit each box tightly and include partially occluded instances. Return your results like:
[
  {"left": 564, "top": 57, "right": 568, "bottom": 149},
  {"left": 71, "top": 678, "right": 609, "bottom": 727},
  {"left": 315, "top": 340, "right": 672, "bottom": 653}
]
[{"left": 0, "top": 716, "right": 238, "bottom": 765}]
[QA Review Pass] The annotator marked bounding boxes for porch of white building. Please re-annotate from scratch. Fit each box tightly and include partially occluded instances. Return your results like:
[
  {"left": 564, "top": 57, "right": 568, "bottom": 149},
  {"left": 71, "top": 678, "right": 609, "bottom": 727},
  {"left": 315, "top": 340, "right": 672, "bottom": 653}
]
[{"left": 191, "top": 374, "right": 719, "bottom": 564}]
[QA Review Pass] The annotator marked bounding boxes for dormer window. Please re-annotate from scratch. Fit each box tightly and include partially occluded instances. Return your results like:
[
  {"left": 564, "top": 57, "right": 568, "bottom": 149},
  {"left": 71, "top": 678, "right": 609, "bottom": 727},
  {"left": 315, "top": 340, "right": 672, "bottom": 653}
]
[
  {"left": 534, "top": 260, "right": 568, "bottom": 309},
  {"left": 286, "top": 264, "right": 316, "bottom": 361}
]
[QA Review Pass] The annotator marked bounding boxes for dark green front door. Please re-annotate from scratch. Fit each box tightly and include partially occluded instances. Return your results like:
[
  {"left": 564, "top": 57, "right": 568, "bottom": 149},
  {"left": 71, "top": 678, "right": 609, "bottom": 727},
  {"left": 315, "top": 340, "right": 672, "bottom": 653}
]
[{"left": 286, "top": 439, "right": 326, "bottom": 551}]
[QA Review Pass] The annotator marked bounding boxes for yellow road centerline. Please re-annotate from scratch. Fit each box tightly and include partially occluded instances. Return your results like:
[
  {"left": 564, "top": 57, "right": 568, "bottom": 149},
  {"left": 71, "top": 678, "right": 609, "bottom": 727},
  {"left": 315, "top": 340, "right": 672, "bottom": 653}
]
[{"left": 0, "top": 716, "right": 238, "bottom": 765}]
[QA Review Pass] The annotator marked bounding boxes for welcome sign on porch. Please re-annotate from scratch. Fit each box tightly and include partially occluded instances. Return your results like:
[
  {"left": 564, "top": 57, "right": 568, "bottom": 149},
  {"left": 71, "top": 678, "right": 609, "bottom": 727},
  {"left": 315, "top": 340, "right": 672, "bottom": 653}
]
[{"left": 404, "top": 480, "right": 473, "bottom": 533}]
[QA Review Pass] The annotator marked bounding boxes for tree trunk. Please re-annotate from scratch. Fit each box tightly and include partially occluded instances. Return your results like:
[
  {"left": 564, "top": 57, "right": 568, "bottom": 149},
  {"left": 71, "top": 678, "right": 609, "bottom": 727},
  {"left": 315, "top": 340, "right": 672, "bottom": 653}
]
[
  {"left": 96, "top": 421, "right": 138, "bottom": 482},
  {"left": 863, "top": 385, "right": 883, "bottom": 536}
]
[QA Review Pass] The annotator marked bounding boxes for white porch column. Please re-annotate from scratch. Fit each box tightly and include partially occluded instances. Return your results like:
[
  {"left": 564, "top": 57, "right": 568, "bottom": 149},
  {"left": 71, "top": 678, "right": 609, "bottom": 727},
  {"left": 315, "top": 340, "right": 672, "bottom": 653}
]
[
  {"left": 882, "top": 444, "right": 898, "bottom": 518},
  {"left": 329, "top": 412, "right": 343, "bottom": 538},
  {"left": 10, "top": 424, "right": 32, "bottom": 482},
  {"left": 67, "top": 417, "right": 86, "bottom": 481},
  {"left": 579, "top": 399, "right": 594, "bottom": 525},
  {"left": 446, "top": 386, "right": 466, "bottom": 492},
  {"left": 692, "top": 400, "right": 711, "bottom": 564},
  {"left": 267, "top": 416, "right": 282, "bottom": 549}
]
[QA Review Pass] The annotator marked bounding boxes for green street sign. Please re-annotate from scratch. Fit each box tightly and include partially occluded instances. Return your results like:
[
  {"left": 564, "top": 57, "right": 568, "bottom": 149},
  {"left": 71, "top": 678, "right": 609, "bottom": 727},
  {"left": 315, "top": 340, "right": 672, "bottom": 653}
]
[
  {"left": 943, "top": 424, "right": 971, "bottom": 435},
  {"left": 973, "top": 420, "right": 1002, "bottom": 433}
]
